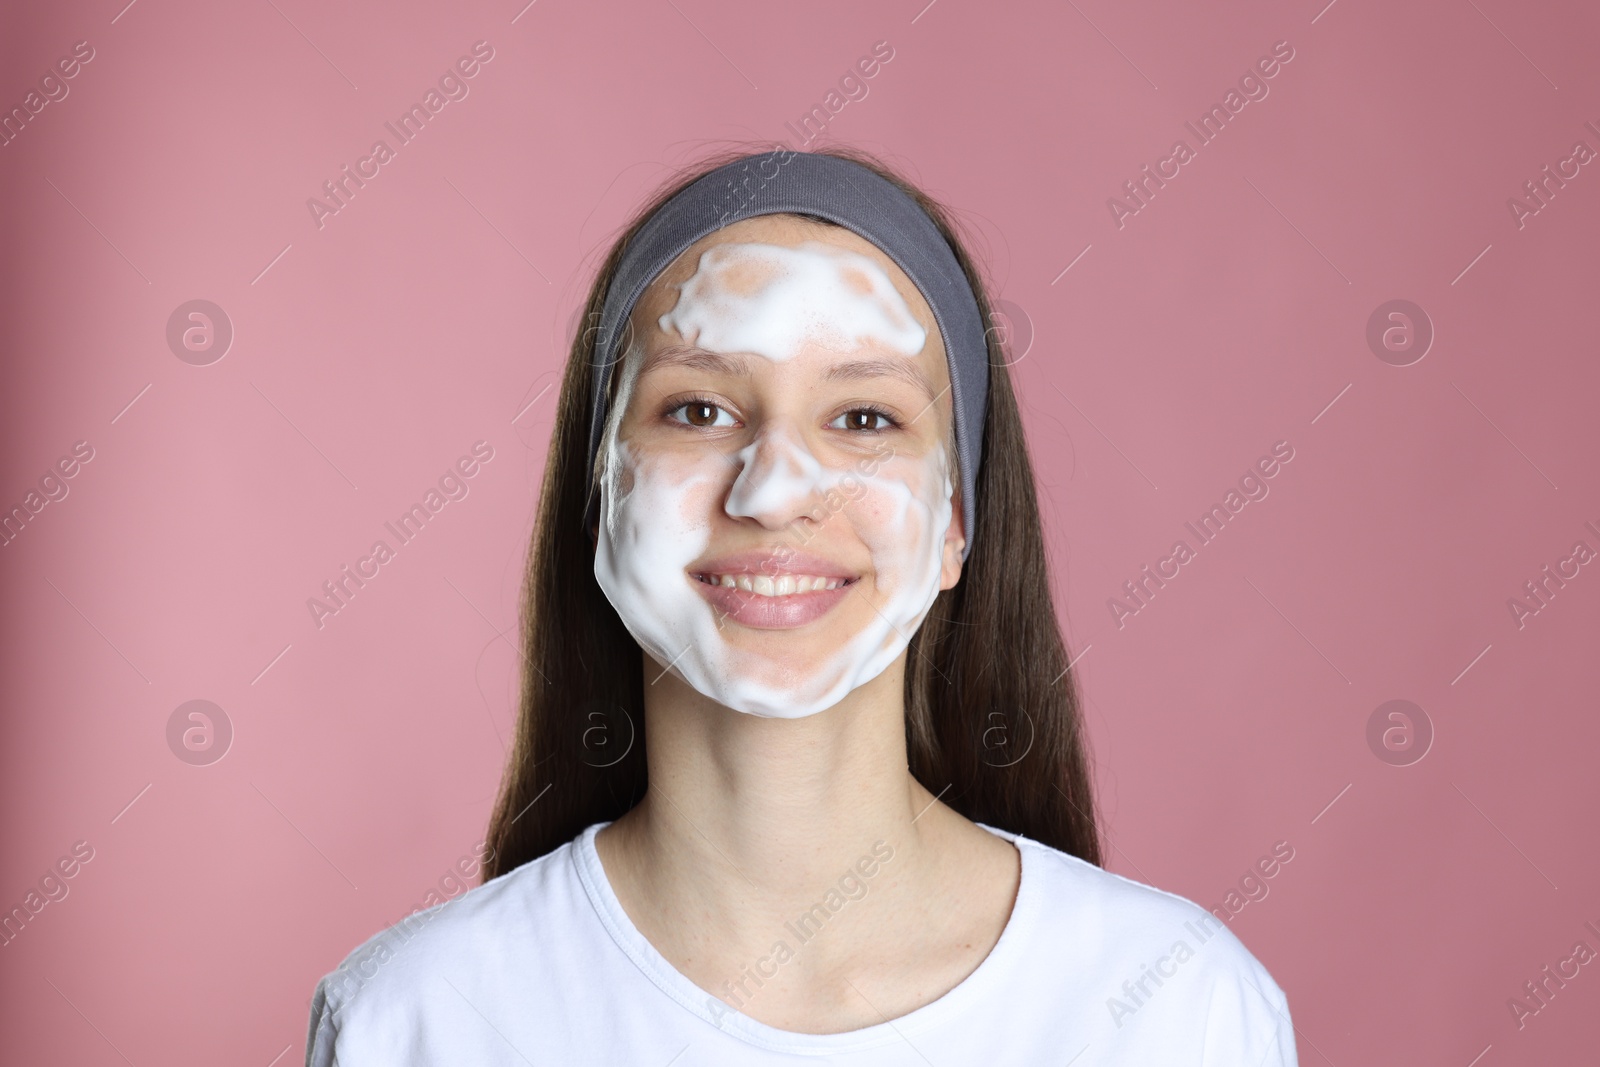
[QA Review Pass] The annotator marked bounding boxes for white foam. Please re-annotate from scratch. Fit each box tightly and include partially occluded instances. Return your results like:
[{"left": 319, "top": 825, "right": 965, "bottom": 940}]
[
  {"left": 592, "top": 240, "right": 954, "bottom": 718},
  {"left": 657, "top": 241, "right": 927, "bottom": 363}
]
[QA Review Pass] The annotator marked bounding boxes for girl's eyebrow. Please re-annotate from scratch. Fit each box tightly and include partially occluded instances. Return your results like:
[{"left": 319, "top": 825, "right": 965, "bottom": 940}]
[
  {"left": 641, "top": 345, "right": 934, "bottom": 401},
  {"left": 823, "top": 357, "right": 934, "bottom": 401},
  {"left": 639, "top": 344, "right": 749, "bottom": 379}
]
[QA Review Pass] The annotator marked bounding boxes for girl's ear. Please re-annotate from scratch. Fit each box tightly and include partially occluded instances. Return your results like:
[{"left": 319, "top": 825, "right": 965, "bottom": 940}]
[{"left": 939, "top": 483, "right": 966, "bottom": 590}]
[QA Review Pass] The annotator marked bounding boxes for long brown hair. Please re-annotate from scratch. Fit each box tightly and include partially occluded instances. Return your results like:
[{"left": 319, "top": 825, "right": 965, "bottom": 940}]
[{"left": 482, "top": 144, "right": 1101, "bottom": 878}]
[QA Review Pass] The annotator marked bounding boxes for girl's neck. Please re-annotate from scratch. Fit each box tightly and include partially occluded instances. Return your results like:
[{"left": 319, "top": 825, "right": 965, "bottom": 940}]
[
  {"left": 610, "top": 651, "right": 935, "bottom": 898},
  {"left": 592, "top": 650, "right": 1023, "bottom": 1034}
]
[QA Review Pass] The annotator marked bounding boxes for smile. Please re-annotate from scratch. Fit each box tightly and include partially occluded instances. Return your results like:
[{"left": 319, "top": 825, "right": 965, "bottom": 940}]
[
  {"left": 688, "top": 569, "right": 860, "bottom": 630},
  {"left": 692, "top": 572, "right": 856, "bottom": 596}
]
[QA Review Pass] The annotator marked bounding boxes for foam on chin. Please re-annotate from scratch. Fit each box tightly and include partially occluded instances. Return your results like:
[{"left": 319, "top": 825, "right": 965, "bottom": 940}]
[{"left": 592, "top": 240, "right": 954, "bottom": 719}]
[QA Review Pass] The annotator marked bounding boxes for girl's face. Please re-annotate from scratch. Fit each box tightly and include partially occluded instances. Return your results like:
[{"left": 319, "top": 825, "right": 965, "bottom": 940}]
[{"left": 593, "top": 215, "right": 966, "bottom": 718}]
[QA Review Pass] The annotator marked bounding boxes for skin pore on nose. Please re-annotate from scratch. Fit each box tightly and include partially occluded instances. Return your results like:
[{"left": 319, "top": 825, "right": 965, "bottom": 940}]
[{"left": 591, "top": 239, "right": 954, "bottom": 719}]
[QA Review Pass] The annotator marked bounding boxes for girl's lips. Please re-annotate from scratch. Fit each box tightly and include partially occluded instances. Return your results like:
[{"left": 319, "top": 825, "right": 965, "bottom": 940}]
[{"left": 689, "top": 573, "right": 856, "bottom": 630}]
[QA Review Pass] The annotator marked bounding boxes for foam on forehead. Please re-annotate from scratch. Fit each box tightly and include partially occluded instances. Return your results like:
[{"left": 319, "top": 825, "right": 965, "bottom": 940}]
[{"left": 657, "top": 240, "right": 928, "bottom": 362}]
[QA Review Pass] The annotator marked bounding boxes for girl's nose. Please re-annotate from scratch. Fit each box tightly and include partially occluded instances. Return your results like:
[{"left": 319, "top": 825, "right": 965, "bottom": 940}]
[{"left": 723, "top": 427, "right": 829, "bottom": 532}]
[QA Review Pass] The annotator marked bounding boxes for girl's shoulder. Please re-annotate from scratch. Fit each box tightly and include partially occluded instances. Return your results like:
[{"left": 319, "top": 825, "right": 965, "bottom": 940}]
[
  {"left": 307, "top": 833, "right": 585, "bottom": 1031},
  {"left": 987, "top": 824, "right": 1290, "bottom": 1003}
]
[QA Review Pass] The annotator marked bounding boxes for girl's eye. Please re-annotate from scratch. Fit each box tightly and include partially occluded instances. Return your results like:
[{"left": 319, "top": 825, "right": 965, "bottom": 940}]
[
  {"left": 667, "top": 400, "right": 737, "bottom": 429},
  {"left": 831, "top": 407, "right": 899, "bottom": 433}
]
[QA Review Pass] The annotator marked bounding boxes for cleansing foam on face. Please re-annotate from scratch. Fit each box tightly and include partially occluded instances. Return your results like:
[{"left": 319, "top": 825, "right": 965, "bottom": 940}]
[{"left": 593, "top": 240, "right": 954, "bottom": 718}]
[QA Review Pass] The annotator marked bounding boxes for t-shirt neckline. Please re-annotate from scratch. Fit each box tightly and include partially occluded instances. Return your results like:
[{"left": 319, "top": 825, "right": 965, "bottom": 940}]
[{"left": 570, "top": 819, "right": 1038, "bottom": 1055}]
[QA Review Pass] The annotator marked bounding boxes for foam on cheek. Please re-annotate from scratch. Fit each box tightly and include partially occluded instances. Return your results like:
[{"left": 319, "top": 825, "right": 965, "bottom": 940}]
[
  {"left": 799, "top": 442, "right": 954, "bottom": 707},
  {"left": 658, "top": 241, "right": 927, "bottom": 361},
  {"left": 592, "top": 414, "right": 723, "bottom": 694},
  {"left": 594, "top": 347, "right": 707, "bottom": 674},
  {"left": 591, "top": 241, "right": 957, "bottom": 719}
]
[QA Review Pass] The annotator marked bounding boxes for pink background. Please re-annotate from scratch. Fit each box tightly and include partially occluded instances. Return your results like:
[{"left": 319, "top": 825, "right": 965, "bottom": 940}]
[{"left": 3, "top": 0, "right": 1598, "bottom": 1062}]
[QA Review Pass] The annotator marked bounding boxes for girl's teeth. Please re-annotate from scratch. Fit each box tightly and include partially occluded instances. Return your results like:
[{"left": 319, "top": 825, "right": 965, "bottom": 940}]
[{"left": 703, "top": 573, "right": 845, "bottom": 596}]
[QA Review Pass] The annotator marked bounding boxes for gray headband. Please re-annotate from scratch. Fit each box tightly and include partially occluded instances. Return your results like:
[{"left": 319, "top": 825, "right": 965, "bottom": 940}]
[{"left": 582, "top": 149, "right": 988, "bottom": 561}]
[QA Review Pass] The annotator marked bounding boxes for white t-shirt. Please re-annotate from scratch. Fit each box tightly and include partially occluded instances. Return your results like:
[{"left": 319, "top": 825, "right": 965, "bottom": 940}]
[{"left": 305, "top": 822, "right": 1298, "bottom": 1065}]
